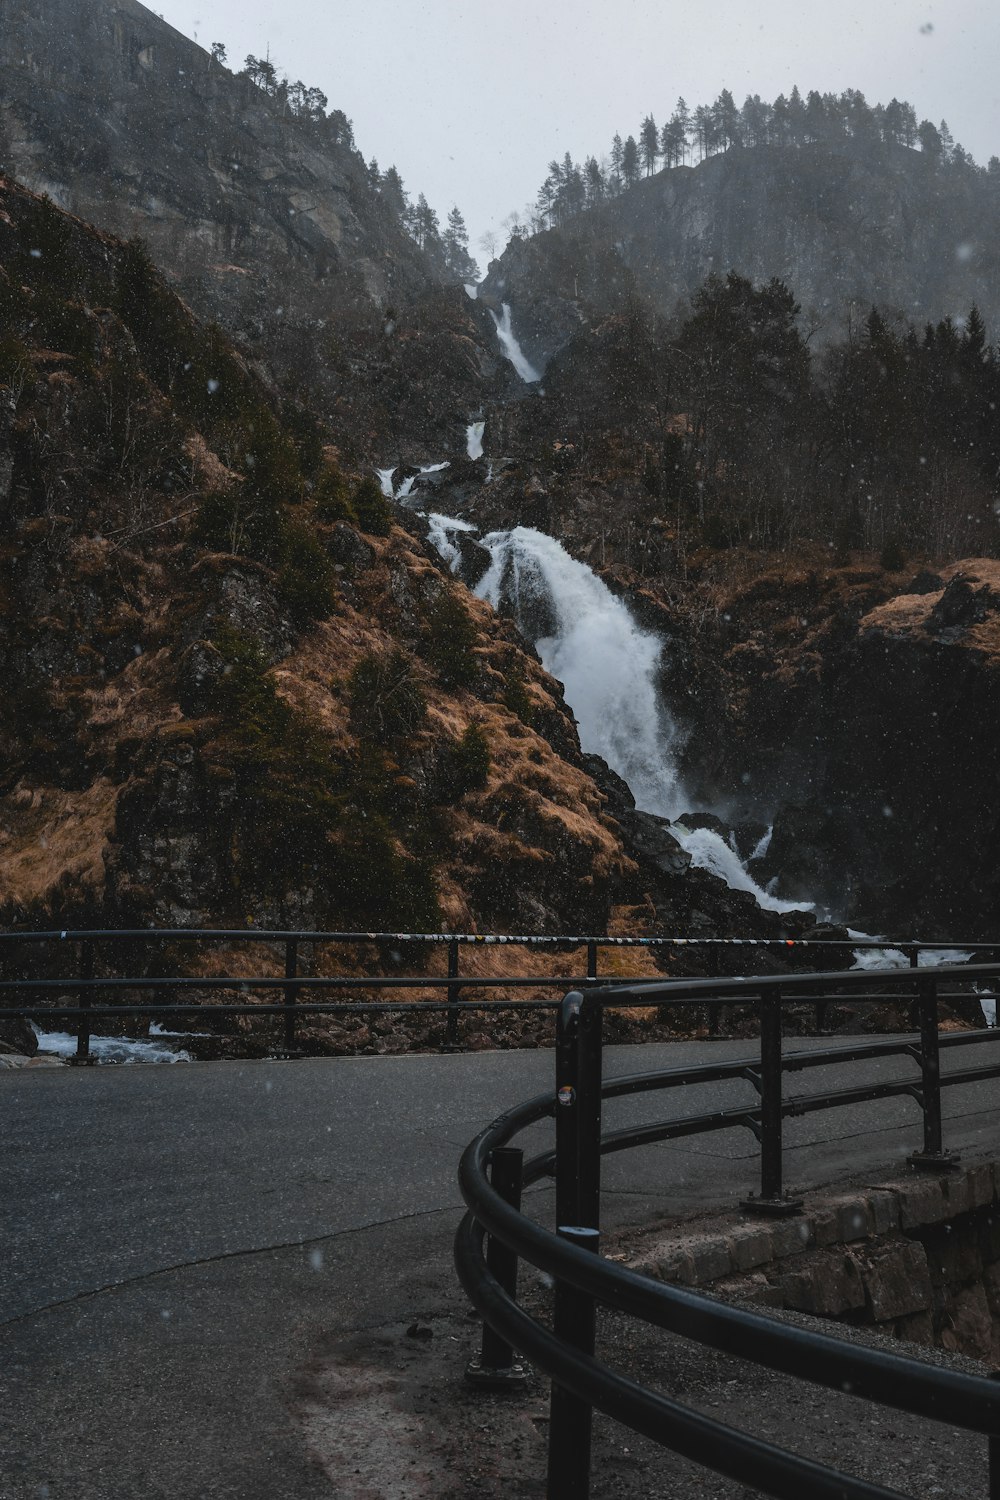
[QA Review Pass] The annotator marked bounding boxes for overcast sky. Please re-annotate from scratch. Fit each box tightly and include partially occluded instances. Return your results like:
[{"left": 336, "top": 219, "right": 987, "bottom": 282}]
[{"left": 154, "top": 0, "right": 1000, "bottom": 271}]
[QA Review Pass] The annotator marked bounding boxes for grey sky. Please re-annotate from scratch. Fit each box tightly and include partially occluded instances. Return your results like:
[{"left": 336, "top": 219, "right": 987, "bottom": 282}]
[{"left": 154, "top": 0, "right": 1000, "bottom": 270}]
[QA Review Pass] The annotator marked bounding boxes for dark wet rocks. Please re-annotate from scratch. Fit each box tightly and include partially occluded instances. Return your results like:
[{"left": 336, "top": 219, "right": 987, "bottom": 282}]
[
  {"left": 924, "top": 570, "right": 1000, "bottom": 637},
  {"left": 187, "top": 560, "right": 296, "bottom": 665},
  {"left": 673, "top": 810, "right": 730, "bottom": 839},
  {"left": 581, "top": 755, "right": 636, "bottom": 817},
  {"left": 0, "top": 1014, "right": 38, "bottom": 1055},
  {"left": 322, "top": 523, "right": 376, "bottom": 576},
  {"left": 619, "top": 810, "right": 692, "bottom": 878}
]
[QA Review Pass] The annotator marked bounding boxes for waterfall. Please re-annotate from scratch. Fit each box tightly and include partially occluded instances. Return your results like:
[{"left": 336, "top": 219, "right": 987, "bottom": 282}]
[
  {"left": 377, "top": 462, "right": 449, "bottom": 501},
  {"left": 466, "top": 420, "right": 485, "bottom": 460},
  {"left": 375, "top": 467, "right": 396, "bottom": 498},
  {"left": 426, "top": 512, "right": 478, "bottom": 571},
  {"left": 477, "top": 527, "right": 680, "bottom": 814},
  {"left": 472, "top": 526, "right": 806, "bottom": 913},
  {"left": 490, "top": 303, "right": 541, "bottom": 383}
]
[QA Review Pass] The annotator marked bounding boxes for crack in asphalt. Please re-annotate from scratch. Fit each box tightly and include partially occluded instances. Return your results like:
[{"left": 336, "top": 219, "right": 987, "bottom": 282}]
[{"left": 1, "top": 1202, "right": 462, "bottom": 1331}]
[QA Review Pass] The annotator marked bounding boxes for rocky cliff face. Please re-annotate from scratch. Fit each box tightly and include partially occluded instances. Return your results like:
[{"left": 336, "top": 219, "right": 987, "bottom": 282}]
[
  {"left": 653, "top": 557, "right": 1000, "bottom": 939},
  {"left": 0, "top": 0, "right": 498, "bottom": 454},
  {"left": 0, "top": 0, "right": 419, "bottom": 308},
  {"left": 483, "top": 142, "right": 1000, "bottom": 369}
]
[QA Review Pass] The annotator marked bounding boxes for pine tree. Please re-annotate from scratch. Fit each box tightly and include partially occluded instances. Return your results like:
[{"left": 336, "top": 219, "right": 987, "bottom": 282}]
[
  {"left": 411, "top": 194, "right": 441, "bottom": 253},
  {"left": 621, "top": 135, "right": 640, "bottom": 186},
  {"left": 584, "top": 156, "right": 606, "bottom": 205},
  {"left": 918, "top": 119, "right": 943, "bottom": 162},
  {"left": 442, "top": 206, "right": 478, "bottom": 282},
  {"left": 661, "top": 103, "right": 689, "bottom": 166},
  {"left": 712, "top": 90, "right": 740, "bottom": 150},
  {"left": 740, "top": 94, "right": 770, "bottom": 148},
  {"left": 640, "top": 114, "right": 659, "bottom": 175},
  {"left": 609, "top": 133, "right": 625, "bottom": 191},
  {"left": 380, "top": 166, "right": 408, "bottom": 219},
  {"left": 804, "top": 90, "right": 827, "bottom": 143}
]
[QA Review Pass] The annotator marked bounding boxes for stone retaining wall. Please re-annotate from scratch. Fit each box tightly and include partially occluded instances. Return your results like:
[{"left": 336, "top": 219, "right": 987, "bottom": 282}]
[{"left": 626, "top": 1160, "right": 1000, "bottom": 1363}]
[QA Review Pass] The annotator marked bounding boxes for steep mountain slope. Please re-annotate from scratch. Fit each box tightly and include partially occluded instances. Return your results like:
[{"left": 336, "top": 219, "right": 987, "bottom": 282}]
[
  {"left": 0, "top": 0, "right": 499, "bottom": 454},
  {"left": 483, "top": 141, "right": 1000, "bottom": 369},
  {"left": 0, "top": 175, "right": 628, "bottom": 940}
]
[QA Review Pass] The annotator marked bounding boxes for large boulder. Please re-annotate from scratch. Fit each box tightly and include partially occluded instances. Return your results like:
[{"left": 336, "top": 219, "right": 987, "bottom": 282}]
[
  {"left": 619, "top": 810, "right": 693, "bottom": 878},
  {"left": 0, "top": 1014, "right": 39, "bottom": 1055}
]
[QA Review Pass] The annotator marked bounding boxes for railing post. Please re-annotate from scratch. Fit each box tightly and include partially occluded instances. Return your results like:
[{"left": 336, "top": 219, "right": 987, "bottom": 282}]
[
  {"left": 586, "top": 940, "right": 597, "bottom": 982},
  {"left": 910, "top": 973, "right": 960, "bottom": 1169},
  {"left": 466, "top": 1147, "right": 529, "bottom": 1389},
  {"left": 760, "top": 990, "right": 783, "bottom": 1202},
  {"left": 70, "top": 938, "right": 95, "bottom": 1066},
  {"left": 578, "top": 995, "right": 603, "bottom": 1231},
  {"left": 743, "top": 990, "right": 801, "bottom": 1215},
  {"left": 556, "top": 992, "right": 583, "bottom": 1228},
  {"left": 282, "top": 938, "right": 299, "bottom": 1055},
  {"left": 548, "top": 1223, "right": 600, "bottom": 1500},
  {"left": 907, "top": 944, "right": 920, "bottom": 1029},
  {"left": 708, "top": 942, "right": 721, "bottom": 1036},
  {"left": 555, "top": 992, "right": 602, "bottom": 1231},
  {"left": 445, "top": 938, "right": 461, "bottom": 1049}
]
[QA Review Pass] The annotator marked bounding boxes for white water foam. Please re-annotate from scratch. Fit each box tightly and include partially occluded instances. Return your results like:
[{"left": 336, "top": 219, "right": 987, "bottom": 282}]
[
  {"left": 674, "top": 828, "right": 806, "bottom": 914},
  {"left": 33, "top": 1025, "right": 192, "bottom": 1064},
  {"left": 490, "top": 303, "right": 541, "bottom": 383},
  {"left": 847, "top": 933, "right": 975, "bottom": 972},
  {"left": 748, "top": 826, "right": 773, "bottom": 864},
  {"left": 426, "top": 512, "right": 478, "bottom": 572},
  {"left": 379, "top": 462, "right": 450, "bottom": 501},
  {"left": 375, "top": 467, "right": 396, "bottom": 498},
  {"left": 466, "top": 421, "right": 485, "bottom": 460},
  {"left": 847, "top": 938, "right": 991, "bottom": 1023}
]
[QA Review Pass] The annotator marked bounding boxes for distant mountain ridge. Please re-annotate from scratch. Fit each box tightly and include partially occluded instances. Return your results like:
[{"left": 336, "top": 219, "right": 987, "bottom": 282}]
[{"left": 483, "top": 137, "right": 1000, "bottom": 367}]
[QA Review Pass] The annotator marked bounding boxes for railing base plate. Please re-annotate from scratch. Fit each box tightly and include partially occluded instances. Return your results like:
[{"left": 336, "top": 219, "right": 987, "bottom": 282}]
[
  {"left": 740, "top": 1195, "right": 805, "bottom": 1217},
  {"left": 464, "top": 1354, "right": 530, "bottom": 1390},
  {"left": 908, "top": 1150, "right": 962, "bottom": 1172},
  {"left": 67, "top": 1055, "right": 97, "bottom": 1067}
]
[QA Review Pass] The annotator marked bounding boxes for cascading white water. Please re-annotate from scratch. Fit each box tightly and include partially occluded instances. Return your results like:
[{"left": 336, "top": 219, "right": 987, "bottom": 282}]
[
  {"left": 466, "top": 420, "right": 485, "bottom": 460},
  {"left": 473, "top": 526, "right": 806, "bottom": 914},
  {"left": 490, "top": 303, "right": 541, "bottom": 383},
  {"left": 426, "top": 512, "right": 478, "bottom": 571},
  {"left": 378, "top": 462, "right": 450, "bottom": 501},
  {"left": 477, "top": 526, "right": 680, "bottom": 811},
  {"left": 32, "top": 1024, "right": 192, "bottom": 1064},
  {"left": 375, "top": 466, "right": 396, "bottom": 498}
]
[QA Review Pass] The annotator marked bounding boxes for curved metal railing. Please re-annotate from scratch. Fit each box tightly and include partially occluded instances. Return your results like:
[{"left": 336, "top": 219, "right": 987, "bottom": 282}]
[{"left": 456, "top": 962, "right": 1000, "bottom": 1499}]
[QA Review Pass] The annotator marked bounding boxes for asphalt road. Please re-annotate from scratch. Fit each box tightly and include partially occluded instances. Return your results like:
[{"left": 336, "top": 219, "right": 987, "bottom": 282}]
[{"left": 3, "top": 1036, "right": 999, "bottom": 1498}]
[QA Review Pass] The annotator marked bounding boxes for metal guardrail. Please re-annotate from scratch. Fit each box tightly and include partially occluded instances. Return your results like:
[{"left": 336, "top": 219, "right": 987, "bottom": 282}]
[
  {"left": 2, "top": 927, "right": 996, "bottom": 1061},
  {"left": 456, "top": 961, "right": 1000, "bottom": 1499}
]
